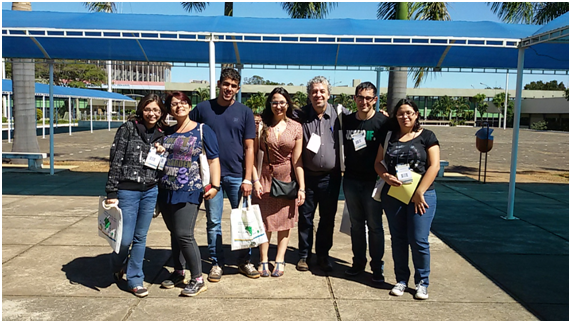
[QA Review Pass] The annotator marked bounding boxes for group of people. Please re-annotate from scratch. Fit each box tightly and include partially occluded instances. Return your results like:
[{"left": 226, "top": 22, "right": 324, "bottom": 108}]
[{"left": 105, "top": 68, "right": 440, "bottom": 301}]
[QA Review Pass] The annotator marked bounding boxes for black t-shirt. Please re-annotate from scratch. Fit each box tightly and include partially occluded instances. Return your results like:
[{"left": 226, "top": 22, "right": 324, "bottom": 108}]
[
  {"left": 379, "top": 128, "right": 439, "bottom": 189},
  {"left": 342, "top": 112, "right": 388, "bottom": 181}
]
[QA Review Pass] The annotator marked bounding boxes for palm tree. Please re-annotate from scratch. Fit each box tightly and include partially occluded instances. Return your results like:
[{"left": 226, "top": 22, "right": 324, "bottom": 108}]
[
  {"left": 291, "top": 91, "right": 308, "bottom": 108},
  {"left": 488, "top": 2, "right": 569, "bottom": 25},
  {"left": 11, "top": 2, "right": 41, "bottom": 157},
  {"left": 333, "top": 93, "right": 356, "bottom": 112},
  {"left": 244, "top": 92, "right": 267, "bottom": 115},
  {"left": 378, "top": 2, "right": 451, "bottom": 113},
  {"left": 431, "top": 95, "right": 454, "bottom": 121},
  {"left": 181, "top": 2, "right": 337, "bottom": 18},
  {"left": 83, "top": 2, "right": 116, "bottom": 13},
  {"left": 452, "top": 97, "right": 470, "bottom": 123},
  {"left": 492, "top": 92, "right": 514, "bottom": 125},
  {"left": 472, "top": 93, "right": 488, "bottom": 124}
]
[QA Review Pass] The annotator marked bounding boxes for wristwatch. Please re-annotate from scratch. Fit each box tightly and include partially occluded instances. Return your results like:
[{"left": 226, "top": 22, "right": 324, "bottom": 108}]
[{"left": 211, "top": 185, "right": 220, "bottom": 191}]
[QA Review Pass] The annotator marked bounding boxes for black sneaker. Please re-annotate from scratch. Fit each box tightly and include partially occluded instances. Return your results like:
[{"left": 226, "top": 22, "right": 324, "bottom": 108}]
[
  {"left": 180, "top": 279, "right": 208, "bottom": 297},
  {"left": 112, "top": 268, "right": 125, "bottom": 283},
  {"left": 344, "top": 265, "right": 365, "bottom": 276},
  {"left": 317, "top": 256, "right": 333, "bottom": 272},
  {"left": 372, "top": 272, "right": 385, "bottom": 283},
  {"left": 161, "top": 271, "right": 187, "bottom": 289}
]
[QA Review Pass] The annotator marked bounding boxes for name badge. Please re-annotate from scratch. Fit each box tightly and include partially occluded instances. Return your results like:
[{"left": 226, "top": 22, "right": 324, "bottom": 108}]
[
  {"left": 352, "top": 132, "right": 367, "bottom": 151},
  {"left": 395, "top": 164, "right": 413, "bottom": 185},
  {"left": 157, "top": 152, "right": 169, "bottom": 171},
  {"left": 307, "top": 133, "right": 321, "bottom": 153},
  {"left": 144, "top": 147, "right": 161, "bottom": 169}
]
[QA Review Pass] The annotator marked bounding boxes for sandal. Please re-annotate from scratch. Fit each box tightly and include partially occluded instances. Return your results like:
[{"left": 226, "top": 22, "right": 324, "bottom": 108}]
[
  {"left": 271, "top": 261, "right": 285, "bottom": 277},
  {"left": 258, "top": 262, "right": 270, "bottom": 277}
]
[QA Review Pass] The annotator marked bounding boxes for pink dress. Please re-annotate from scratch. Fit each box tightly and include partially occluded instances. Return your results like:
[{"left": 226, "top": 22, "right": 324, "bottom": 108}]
[{"left": 253, "top": 118, "right": 302, "bottom": 232}]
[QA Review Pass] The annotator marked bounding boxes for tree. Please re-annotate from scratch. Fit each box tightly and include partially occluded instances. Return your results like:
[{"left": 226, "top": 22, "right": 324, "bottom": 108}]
[
  {"left": 524, "top": 80, "right": 567, "bottom": 91},
  {"left": 31, "top": 60, "right": 107, "bottom": 88},
  {"left": 378, "top": 93, "right": 388, "bottom": 111},
  {"left": 291, "top": 91, "right": 308, "bottom": 108},
  {"left": 488, "top": 2, "right": 569, "bottom": 25},
  {"left": 83, "top": 2, "right": 116, "bottom": 13},
  {"left": 181, "top": 2, "right": 336, "bottom": 19},
  {"left": 431, "top": 95, "right": 454, "bottom": 120},
  {"left": 378, "top": 2, "right": 451, "bottom": 113},
  {"left": 492, "top": 92, "right": 514, "bottom": 125},
  {"left": 244, "top": 92, "right": 267, "bottom": 114},
  {"left": 196, "top": 87, "right": 211, "bottom": 102},
  {"left": 472, "top": 93, "right": 488, "bottom": 123},
  {"left": 452, "top": 97, "right": 471, "bottom": 123},
  {"left": 243, "top": 75, "right": 284, "bottom": 86},
  {"left": 11, "top": 2, "right": 40, "bottom": 157},
  {"left": 333, "top": 93, "right": 356, "bottom": 112}
]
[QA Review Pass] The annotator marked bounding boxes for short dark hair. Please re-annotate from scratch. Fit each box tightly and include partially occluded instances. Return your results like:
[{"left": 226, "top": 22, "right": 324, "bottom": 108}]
[
  {"left": 165, "top": 91, "right": 191, "bottom": 114},
  {"left": 355, "top": 81, "right": 377, "bottom": 96},
  {"left": 133, "top": 93, "right": 167, "bottom": 129},
  {"left": 219, "top": 68, "right": 241, "bottom": 84},
  {"left": 388, "top": 98, "right": 421, "bottom": 132},
  {"left": 261, "top": 87, "right": 295, "bottom": 127}
]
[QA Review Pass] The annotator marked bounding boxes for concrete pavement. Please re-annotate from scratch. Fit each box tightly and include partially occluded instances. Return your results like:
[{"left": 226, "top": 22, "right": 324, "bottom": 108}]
[{"left": 2, "top": 168, "right": 567, "bottom": 320}]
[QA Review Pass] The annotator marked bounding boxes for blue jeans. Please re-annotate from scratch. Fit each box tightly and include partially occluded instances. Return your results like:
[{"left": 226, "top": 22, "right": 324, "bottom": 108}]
[
  {"left": 382, "top": 187, "right": 436, "bottom": 287},
  {"left": 204, "top": 175, "right": 250, "bottom": 266},
  {"left": 298, "top": 172, "right": 341, "bottom": 259},
  {"left": 110, "top": 186, "right": 158, "bottom": 289},
  {"left": 343, "top": 177, "right": 385, "bottom": 274}
]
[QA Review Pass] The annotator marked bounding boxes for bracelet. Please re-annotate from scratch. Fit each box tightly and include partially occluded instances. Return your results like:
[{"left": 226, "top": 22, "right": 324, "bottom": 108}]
[
  {"left": 252, "top": 178, "right": 259, "bottom": 184},
  {"left": 242, "top": 179, "right": 252, "bottom": 185},
  {"left": 299, "top": 189, "right": 305, "bottom": 193}
]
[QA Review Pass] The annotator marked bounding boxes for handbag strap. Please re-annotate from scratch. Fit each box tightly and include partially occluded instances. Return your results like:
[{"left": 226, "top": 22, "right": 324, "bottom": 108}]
[
  {"left": 200, "top": 123, "right": 206, "bottom": 155},
  {"left": 264, "top": 135, "right": 274, "bottom": 176}
]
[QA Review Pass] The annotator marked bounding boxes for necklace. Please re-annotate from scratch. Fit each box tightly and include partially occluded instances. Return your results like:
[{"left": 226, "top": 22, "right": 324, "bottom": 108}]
[{"left": 176, "top": 118, "right": 191, "bottom": 133}]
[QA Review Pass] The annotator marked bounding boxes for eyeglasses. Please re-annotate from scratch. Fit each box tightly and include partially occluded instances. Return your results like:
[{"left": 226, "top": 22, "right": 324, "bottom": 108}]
[
  {"left": 170, "top": 100, "right": 189, "bottom": 107},
  {"left": 270, "top": 101, "right": 288, "bottom": 106},
  {"left": 396, "top": 111, "right": 416, "bottom": 118},
  {"left": 355, "top": 95, "right": 376, "bottom": 102},
  {"left": 143, "top": 108, "right": 161, "bottom": 114}
]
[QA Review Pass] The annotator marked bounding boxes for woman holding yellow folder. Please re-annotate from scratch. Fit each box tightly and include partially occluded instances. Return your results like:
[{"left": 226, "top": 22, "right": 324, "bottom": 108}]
[{"left": 374, "top": 98, "right": 440, "bottom": 300}]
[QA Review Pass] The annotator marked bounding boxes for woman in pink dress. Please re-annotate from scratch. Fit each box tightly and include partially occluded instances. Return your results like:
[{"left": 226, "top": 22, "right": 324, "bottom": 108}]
[{"left": 252, "top": 87, "right": 305, "bottom": 278}]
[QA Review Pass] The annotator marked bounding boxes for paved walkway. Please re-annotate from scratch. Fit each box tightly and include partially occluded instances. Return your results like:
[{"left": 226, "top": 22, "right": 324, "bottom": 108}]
[{"left": 2, "top": 168, "right": 568, "bottom": 320}]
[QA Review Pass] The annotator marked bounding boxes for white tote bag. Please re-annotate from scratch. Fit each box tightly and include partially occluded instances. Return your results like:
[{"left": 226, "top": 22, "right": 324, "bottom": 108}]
[
  {"left": 98, "top": 196, "right": 123, "bottom": 254},
  {"left": 199, "top": 123, "right": 211, "bottom": 187},
  {"left": 372, "top": 131, "right": 392, "bottom": 202},
  {"left": 230, "top": 196, "right": 268, "bottom": 250}
]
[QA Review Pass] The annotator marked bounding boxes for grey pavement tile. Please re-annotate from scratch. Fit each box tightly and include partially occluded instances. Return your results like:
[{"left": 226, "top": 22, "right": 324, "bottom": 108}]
[
  {"left": 2, "top": 216, "right": 81, "bottom": 245},
  {"left": 1, "top": 196, "right": 21, "bottom": 206},
  {"left": 2, "top": 195, "right": 99, "bottom": 217},
  {"left": 128, "top": 298, "right": 338, "bottom": 321},
  {"left": 2, "top": 245, "right": 169, "bottom": 297},
  {"left": 2, "top": 296, "right": 137, "bottom": 321},
  {"left": 337, "top": 299, "right": 538, "bottom": 321},
  {"left": 40, "top": 216, "right": 110, "bottom": 247},
  {"left": 2, "top": 245, "right": 32, "bottom": 264}
]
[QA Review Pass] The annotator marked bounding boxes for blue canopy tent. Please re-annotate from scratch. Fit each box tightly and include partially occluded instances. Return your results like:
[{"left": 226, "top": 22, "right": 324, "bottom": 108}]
[
  {"left": 2, "top": 79, "right": 135, "bottom": 138},
  {"left": 2, "top": 10, "right": 568, "bottom": 218}
]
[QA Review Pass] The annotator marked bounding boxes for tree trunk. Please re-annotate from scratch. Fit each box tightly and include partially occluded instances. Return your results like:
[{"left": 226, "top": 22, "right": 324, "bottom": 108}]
[
  {"left": 11, "top": 2, "right": 40, "bottom": 157},
  {"left": 385, "top": 2, "right": 408, "bottom": 115}
]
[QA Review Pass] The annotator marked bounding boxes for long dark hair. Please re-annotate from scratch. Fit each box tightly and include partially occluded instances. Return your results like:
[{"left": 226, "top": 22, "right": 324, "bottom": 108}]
[
  {"left": 260, "top": 87, "right": 295, "bottom": 144},
  {"left": 131, "top": 93, "right": 167, "bottom": 129},
  {"left": 388, "top": 98, "right": 421, "bottom": 132}
]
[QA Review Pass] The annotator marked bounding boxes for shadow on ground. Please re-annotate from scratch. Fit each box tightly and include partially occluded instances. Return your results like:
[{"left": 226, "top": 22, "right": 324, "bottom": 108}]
[{"left": 431, "top": 181, "right": 569, "bottom": 321}]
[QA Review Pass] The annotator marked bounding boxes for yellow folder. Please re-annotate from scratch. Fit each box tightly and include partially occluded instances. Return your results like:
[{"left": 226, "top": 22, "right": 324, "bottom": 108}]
[{"left": 387, "top": 171, "right": 422, "bottom": 204}]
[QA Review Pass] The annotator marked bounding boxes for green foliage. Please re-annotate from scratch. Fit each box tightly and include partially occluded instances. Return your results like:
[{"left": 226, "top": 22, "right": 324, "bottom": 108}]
[
  {"left": 530, "top": 120, "right": 548, "bottom": 130},
  {"left": 431, "top": 95, "right": 454, "bottom": 120},
  {"left": 243, "top": 75, "right": 284, "bottom": 86},
  {"left": 377, "top": 93, "right": 387, "bottom": 111},
  {"left": 291, "top": 91, "right": 308, "bottom": 108},
  {"left": 333, "top": 93, "right": 356, "bottom": 112},
  {"left": 83, "top": 2, "right": 116, "bottom": 13},
  {"left": 488, "top": 2, "right": 568, "bottom": 25},
  {"left": 244, "top": 92, "right": 267, "bottom": 114},
  {"left": 281, "top": 2, "right": 338, "bottom": 19},
  {"left": 35, "top": 60, "right": 107, "bottom": 88},
  {"left": 524, "top": 80, "right": 567, "bottom": 91},
  {"left": 196, "top": 87, "right": 211, "bottom": 102},
  {"left": 2, "top": 117, "right": 7, "bottom": 123},
  {"left": 472, "top": 93, "right": 488, "bottom": 120},
  {"left": 492, "top": 92, "right": 515, "bottom": 123},
  {"left": 36, "top": 108, "right": 43, "bottom": 121}
]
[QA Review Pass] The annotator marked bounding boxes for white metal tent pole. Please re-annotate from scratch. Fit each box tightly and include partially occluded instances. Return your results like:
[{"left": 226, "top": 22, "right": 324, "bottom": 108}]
[
  {"left": 107, "top": 60, "right": 112, "bottom": 131},
  {"left": 90, "top": 98, "right": 93, "bottom": 133},
  {"left": 49, "top": 61, "right": 55, "bottom": 176},
  {"left": 68, "top": 96, "right": 72, "bottom": 135},
  {"left": 236, "top": 65, "right": 242, "bottom": 103},
  {"left": 42, "top": 95, "right": 45, "bottom": 138},
  {"left": 7, "top": 93, "right": 11, "bottom": 143},
  {"left": 209, "top": 34, "right": 216, "bottom": 99},
  {"left": 122, "top": 101, "right": 125, "bottom": 123},
  {"left": 503, "top": 73, "right": 509, "bottom": 129},
  {"left": 504, "top": 47, "right": 525, "bottom": 220}
]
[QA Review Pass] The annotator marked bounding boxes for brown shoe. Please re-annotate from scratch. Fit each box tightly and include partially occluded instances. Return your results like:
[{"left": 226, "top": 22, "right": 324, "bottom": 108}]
[
  {"left": 208, "top": 265, "right": 223, "bottom": 282},
  {"left": 296, "top": 258, "right": 309, "bottom": 271}
]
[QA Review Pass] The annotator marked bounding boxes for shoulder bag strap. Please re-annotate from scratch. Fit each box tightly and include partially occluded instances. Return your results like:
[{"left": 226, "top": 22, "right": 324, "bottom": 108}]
[{"left": 200, "top": 123, "right": 206, "bottom": 155}]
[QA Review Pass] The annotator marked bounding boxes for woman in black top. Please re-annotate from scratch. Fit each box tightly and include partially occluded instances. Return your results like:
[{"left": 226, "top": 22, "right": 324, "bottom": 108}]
[
  {"left": 374, "top": 98, "right": 440, "bottom": 300},
  {"left": 105, "top": 94, "right": 167, "bottom": 298}
]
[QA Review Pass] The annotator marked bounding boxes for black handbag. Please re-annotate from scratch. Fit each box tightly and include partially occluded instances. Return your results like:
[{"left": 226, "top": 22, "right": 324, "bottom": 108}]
[{"left": 264, "top": 136, "right": 298, "bottom": 200}]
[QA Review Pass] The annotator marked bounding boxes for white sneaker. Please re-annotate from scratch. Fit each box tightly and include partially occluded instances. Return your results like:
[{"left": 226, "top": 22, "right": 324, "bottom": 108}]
[
  {"left": 390, "top": 282, "right": 407, "bottom": 296},
  {"left": 415, "top": 284, "right": 429, "bottom": 300}
]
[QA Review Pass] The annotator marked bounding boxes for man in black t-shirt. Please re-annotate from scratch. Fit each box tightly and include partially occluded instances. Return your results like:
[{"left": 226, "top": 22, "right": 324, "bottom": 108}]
[{"left": 342, "top": 81, "right": 388, "bottom": 283}]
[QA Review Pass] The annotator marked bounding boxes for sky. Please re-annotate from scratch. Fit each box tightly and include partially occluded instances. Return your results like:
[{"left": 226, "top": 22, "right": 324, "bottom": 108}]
[{"left": 2, "top": 1, "right": 569, "bottom": 90}]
